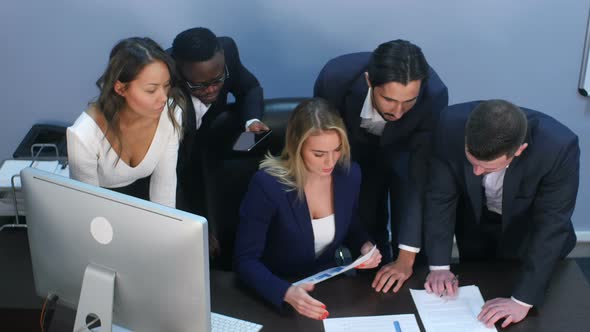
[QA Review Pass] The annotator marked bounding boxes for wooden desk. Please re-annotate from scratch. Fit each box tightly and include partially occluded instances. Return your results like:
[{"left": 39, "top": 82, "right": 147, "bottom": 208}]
[
  {"left": 2, "top": 228, "right": 589, "bottom": 331},
  {"left": 211, "top": 260, "right": 590, "bottom": 331}
]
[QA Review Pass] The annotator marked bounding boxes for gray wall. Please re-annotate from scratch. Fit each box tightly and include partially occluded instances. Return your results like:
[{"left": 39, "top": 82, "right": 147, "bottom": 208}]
[{"left": 1, "top": 0, "right": 589, "bottom": 230}]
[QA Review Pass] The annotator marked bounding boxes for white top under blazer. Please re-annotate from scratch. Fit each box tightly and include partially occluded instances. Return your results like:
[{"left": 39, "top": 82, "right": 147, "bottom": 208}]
[
  {"left": 312, "top": 214, "right": 336, "bottom": 257},
  {"left": 66, "top": 105, "right": 182, "bottom": 208}
]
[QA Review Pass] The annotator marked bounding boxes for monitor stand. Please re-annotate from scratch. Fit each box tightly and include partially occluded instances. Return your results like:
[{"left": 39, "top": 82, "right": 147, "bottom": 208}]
[{"left": 73, "top": 264, "right": 115, "bottom": 332}]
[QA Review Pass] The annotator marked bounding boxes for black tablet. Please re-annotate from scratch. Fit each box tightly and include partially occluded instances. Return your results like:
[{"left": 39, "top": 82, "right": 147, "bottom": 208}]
[{"left": 232, "top": 130, "right": 272, "bottom": 152}]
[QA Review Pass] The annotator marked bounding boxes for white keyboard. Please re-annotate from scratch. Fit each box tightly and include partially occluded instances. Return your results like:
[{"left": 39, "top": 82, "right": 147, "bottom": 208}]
[{"left": 211, "top": 312, "right": 263, "bottom": 332}]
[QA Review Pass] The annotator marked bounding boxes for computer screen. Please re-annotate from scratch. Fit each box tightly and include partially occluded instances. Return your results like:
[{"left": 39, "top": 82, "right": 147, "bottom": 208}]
[{"left": 21, "top": 167, "right": 210, "bottom": 331}]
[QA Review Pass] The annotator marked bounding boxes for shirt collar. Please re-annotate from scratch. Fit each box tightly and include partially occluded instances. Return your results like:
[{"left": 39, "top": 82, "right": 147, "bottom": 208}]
[
  {"left": 191, "top": 95, "right": 211, "bottom": 110},
  {"left": 359, "top": 88, "right": 385, "bottom": 123}
]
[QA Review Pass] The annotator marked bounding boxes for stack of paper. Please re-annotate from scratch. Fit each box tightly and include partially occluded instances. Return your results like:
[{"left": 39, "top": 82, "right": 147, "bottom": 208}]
[{"left": 410, "top": 285, "right": 497, "bottom": 332}]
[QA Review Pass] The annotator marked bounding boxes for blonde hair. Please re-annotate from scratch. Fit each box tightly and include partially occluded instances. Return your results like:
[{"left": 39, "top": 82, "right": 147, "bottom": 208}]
[{"left": 260, "top": 98, "right": 351, "bottom": 199}]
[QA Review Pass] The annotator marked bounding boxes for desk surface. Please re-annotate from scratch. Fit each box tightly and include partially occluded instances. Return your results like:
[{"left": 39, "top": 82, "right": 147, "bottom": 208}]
[
  {"left": 211, "top": 261, "right": 590, "bottom": 332},
  {"left": 2, "top": 228, "right": 590, "bottom": 332}
]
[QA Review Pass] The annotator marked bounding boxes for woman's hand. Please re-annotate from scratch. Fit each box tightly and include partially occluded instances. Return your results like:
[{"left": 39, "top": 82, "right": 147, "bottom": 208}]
[
  {"left": 356, "top": 241, "right": 382, "bottom": 269},
  {"left": 284, "top": 283, "right": 329, "bottom": 320}
]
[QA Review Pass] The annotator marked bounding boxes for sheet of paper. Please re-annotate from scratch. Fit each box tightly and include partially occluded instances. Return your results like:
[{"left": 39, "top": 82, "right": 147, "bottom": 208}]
[
  {"left": 410, "top": 285, "right": 497, "bottom": 332},
  {"left": 293, "top": 245, "right": 376, "bottom": 285},
  {"left": 323, "top": 314, "right": 420, "bottom": 332},
  {"left": 0, "top": 160, "right": 61, "bottom": 188}
]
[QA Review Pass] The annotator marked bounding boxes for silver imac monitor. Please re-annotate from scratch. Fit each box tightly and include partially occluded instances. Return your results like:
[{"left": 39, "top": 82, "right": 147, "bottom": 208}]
[{"left": 21, "top": 167, "right": 210, "bottom": 332}]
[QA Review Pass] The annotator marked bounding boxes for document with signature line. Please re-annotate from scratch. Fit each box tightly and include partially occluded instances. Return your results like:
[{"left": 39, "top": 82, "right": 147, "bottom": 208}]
[{"left": 410, "top": 285, "right": 497, "bottom": 332}]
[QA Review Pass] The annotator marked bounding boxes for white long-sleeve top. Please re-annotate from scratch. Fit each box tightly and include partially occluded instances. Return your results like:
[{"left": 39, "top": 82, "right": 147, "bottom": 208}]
[{"left": 66, "top": 106, "right": 182, "bottom": 208}]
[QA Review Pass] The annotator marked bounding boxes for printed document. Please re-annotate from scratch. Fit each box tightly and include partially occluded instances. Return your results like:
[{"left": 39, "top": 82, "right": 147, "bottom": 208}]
[
  {"left": 323, "top": 314, "right": 420, "bottom": 332},
  {"left": 293, "top": 245, "right": 376, "bottom": 285},
  {"left": 410, "top": 285, "right": 497, "bottom": 332}
]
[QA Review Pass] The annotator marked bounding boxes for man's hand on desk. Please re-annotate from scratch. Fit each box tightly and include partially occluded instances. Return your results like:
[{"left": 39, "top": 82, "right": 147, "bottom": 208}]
[
  {"left": 246, "top": 120, "right": 269, "bottom": 133},
  {"left": 424, "top": 270, "right": 459, "bottom": 297},
  {"left": 478, "top": 297, "right": 530, "bottom": 328},
  {"left": 371, "top": 250, "right": 415, "bottom": 293},
  {"left": 284, "top": 283, "right": 329, "bottom": 320}
]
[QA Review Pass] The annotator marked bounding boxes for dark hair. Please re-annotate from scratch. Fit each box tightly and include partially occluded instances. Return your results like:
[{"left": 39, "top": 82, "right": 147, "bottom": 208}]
[
  {"left": 171, "top": 27, "right": 222, "bottom": 62},
  {"left": 93, "top": 37, "right": 185, "bottom": 157},
  {"left": 465, "top": 99, "right": 528, "bottom": 161},
  {"left": 367, "top": 39, "right": 429, "bottom": 87}
]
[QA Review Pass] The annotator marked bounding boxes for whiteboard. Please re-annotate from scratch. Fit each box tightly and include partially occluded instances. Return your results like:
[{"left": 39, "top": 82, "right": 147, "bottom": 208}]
[{"left": 579, "top": 8, "right": 590, "bottom": 96}]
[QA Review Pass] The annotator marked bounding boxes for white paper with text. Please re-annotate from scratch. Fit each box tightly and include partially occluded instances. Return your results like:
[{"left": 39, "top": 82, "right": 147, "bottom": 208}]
[
  {"left": 410, "top": 285, "right": 497, "bottom": 332},
  {"left": 293, "top": 245, "right": 376, "bottom": 285}
]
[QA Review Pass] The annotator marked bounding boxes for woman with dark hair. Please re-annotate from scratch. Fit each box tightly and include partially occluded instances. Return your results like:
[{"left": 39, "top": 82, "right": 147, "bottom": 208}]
[
  {"left": 234, "top": 98, "right": 381, "bottom": 320},
  {"left": 67, "top": 37, "right": 185, "bottom": 207}
]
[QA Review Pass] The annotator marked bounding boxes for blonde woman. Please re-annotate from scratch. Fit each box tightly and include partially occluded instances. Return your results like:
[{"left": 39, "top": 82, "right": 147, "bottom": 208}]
[{"left": 234, "top": 98, "right": 381, "bottom": 320}]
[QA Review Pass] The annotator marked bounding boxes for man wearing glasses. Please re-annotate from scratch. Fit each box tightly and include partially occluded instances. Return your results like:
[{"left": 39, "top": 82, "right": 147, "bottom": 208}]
[
  {"left": 171, "top": 27, "right": 268, "bottom": 219},
  {"left": 314, "top": 40, "right": 448, "bottom": 293}
]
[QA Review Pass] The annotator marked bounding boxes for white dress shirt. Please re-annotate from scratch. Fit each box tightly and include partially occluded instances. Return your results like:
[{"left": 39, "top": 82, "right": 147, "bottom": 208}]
[
  {"left": 191, "top": 95, "right": 260, "bottom": 130},
  {"left": 483, "top": 167, "right": 507, "bottom": 214},
  {"left": 191, "top": 95, "right": 212, "bottom": 130},
  {"left": 359, "top": 88, "right": 387, "bottom": 136}
]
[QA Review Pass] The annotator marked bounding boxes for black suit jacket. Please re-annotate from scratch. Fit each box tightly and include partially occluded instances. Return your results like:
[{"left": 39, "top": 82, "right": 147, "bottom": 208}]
[
  {"left": 424, "top": 101, "right": 579, "bottom": 305},
  {"left": 174, "top": 36, "right": 264, "bottom": 213},
  {"left": 313, "top": 52, "right": 448, "bottom": 248}
]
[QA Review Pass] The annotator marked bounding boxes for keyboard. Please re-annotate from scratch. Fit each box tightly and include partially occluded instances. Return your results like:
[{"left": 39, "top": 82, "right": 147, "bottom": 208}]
[{"left": 211, "top": 312, "right": 263, "bottom": 332}]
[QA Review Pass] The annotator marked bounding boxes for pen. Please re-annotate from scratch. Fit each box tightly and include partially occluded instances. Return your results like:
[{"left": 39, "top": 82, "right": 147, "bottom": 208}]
[
  {"left": 393, "top": 320, "right": 402, "bottom": 332},
  {"left": 440, "top": 274, "right": 459, "bottom": 298}
]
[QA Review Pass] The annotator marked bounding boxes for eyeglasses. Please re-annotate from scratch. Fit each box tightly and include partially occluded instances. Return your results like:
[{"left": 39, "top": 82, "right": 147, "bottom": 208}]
[{"left": 185, "top": 65, "right": 229, "bottom": 91}]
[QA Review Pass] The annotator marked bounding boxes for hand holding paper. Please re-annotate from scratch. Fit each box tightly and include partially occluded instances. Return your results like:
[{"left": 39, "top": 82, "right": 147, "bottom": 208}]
[
  {"left": 294, "top": 245, "right": 377, "bottom": 286},
  {"left": 355, "top": 241, "right": 381, "bottom": 269}
]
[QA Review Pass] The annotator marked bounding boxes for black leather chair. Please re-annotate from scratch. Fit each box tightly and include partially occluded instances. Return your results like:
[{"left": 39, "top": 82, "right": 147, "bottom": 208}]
[{"left": 204, "top": 98, "right": 307, "bottom": 270}]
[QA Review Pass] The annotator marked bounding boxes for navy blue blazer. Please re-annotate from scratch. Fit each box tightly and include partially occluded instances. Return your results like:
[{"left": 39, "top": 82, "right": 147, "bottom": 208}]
[
  {"left": 313, "top": 52, "right": 448, "bottom": 248},
  {"left": 424, "top": 101, "right": 579, "bottom": 306},
  {"left": 234, "top": 163, "right": 370, "bottom": 308}
]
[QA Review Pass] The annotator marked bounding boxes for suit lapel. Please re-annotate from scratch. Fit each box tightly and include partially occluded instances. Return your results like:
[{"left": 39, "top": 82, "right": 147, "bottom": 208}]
[
  {"left": 464, "top": 162, "right": 483, "bottom": 223},
  {"left": 344, "top": 77, "right": 369, "bottom": 143},
  {"left": 286, "top": 189, "right": 315, "bottom": 256},
  {"left": 331, "top": 168, "right": 346, "bottom": 244},
  {"left": 314, "top": 167, "right": 347, "bottom": 262},
  {"left": 183, "top": 90, "right": 197, "bottom": 134},
  {"left": 501, "top": 158, "right": 523, "bottom": 229},
  {"left": 501, "top": 118, "right": 535, "bottom": 229}
]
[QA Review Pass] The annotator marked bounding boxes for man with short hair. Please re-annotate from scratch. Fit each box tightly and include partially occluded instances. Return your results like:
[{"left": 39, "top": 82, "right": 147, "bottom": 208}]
[
  {"left": 314, "top": 40, "right": 448, "bottom": 293},
  {"left": 171, "top": 27, "right": 268, "bottom": 215},
  {"left": 424, "top": 99, "right": 579, "bottom": 328}
]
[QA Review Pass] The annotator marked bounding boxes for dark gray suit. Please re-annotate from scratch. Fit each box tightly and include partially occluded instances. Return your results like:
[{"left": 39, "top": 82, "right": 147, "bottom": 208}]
[{"left": 424, "top": 101, "right": 579, "bottom": 305}]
